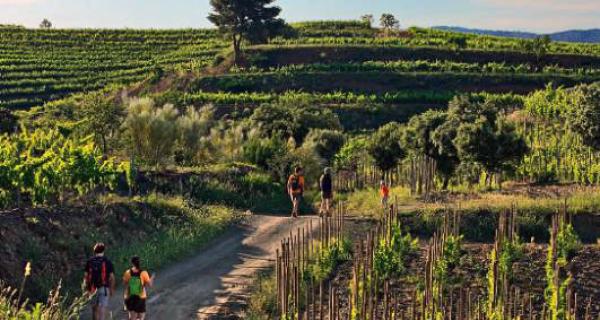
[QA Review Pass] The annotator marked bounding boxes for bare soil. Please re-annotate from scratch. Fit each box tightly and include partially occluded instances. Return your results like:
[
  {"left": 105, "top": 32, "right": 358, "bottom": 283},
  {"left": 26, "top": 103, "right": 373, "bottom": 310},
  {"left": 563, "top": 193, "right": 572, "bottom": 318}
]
[{"left": 91, "top": 214, "right": 318, "bottom": 320}]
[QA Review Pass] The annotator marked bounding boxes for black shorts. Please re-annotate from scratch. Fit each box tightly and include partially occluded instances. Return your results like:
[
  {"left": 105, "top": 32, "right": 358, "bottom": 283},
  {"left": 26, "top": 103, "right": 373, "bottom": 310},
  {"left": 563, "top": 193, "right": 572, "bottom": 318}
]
[
  {"left": 321, "top": 191, "right": 333, "bottom": 199},
  {"left": 125, "top": 296, "right": 146, "bottom": 313},
  {"left": 292, "top": 194, "right": 303, "bottom": 202}
]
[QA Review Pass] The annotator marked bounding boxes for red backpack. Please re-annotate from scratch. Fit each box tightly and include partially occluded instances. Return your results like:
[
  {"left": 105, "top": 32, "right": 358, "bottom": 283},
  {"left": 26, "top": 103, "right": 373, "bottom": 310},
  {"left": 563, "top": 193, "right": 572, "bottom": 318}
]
[{"left": 86, "top": 257, "right": 107, "bottom": 292}]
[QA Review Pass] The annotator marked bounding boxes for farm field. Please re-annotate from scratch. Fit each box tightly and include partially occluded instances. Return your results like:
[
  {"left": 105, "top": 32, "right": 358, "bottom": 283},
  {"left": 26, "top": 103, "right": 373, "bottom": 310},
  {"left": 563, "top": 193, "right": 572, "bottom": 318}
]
[
  {"left": 258, "top": 206, "right": 600, "bottom": 319},
  {"left": 1, "top": 2, "right": 600, "bottom": 320},
  {"left": 0, "top": 28, "right": 226, "bottom": 109}
]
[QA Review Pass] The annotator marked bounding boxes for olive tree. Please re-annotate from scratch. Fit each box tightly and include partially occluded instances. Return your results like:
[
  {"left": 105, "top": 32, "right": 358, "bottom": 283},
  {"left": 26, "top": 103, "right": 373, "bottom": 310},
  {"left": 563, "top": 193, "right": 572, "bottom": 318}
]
[
  {"left": 250, "top": 103, "right": 342, "bottom": 144},
  {"left": 303, "top": 129, "right": 346, "bottom": 165},
  {"left": 403, "top": 110, "right": 459, "bottom": 189},
  {"left": 451, "top": 99, "right": 529, "bottom": 187},
  {"left": 565, "top": 83, "right": 600, "bottom": 150},
  {"left": 78, "top": 92, "right": 124, "bottom": 154},
  {"left": 368, "top": 122, "right": 405, "bottom": 172}
]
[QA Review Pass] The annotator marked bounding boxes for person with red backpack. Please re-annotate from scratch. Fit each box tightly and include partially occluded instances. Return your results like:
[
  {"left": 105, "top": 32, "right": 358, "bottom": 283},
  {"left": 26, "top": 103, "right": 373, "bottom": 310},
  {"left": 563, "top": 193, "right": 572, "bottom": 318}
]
[
  {"left": 83, "top": 243, "right": 115, "bottom": 320},
  {"left": 287, "top": 166, "right": 305, "bottom": 218},
  {"left": 123, "top": 256, "right": 154, "bottom": 320}
]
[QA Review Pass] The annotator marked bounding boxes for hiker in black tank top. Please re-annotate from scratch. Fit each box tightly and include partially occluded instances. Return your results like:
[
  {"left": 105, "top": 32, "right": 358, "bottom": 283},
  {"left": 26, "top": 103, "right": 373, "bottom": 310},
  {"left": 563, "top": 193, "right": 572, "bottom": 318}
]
[{"left": 319, "top": 167, "right": 334, "bottom": 216}]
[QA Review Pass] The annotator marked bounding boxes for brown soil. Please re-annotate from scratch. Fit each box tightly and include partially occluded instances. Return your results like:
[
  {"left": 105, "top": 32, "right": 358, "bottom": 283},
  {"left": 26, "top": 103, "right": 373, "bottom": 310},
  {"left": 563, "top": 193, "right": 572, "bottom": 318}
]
[{"left": 320, "top": 241, "right": 600, "bottom": 319}]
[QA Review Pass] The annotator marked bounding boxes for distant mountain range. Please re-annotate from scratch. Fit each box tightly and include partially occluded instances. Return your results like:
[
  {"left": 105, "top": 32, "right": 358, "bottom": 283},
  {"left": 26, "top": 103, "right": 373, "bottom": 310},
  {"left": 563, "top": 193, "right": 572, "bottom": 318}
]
[{"left": 434, "top": 26, "right": 600, "bottom": 44}]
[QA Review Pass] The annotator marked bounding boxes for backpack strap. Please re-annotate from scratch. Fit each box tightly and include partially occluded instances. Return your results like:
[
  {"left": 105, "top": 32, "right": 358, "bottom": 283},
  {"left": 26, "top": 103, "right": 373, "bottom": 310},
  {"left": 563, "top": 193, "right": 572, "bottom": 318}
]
[
  {"left": 87, "top": 263, "right": 94, "bottom": 292},
  {"left": 101, "top": 260, "right": 107, "bottom": 287}
]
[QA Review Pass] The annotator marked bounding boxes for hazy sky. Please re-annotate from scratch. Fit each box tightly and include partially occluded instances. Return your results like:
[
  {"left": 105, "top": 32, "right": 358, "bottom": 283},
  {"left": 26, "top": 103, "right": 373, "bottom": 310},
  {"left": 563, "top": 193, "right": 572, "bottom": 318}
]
[{"left": 1, "top": 0, "right": 599, "bottom": 33}]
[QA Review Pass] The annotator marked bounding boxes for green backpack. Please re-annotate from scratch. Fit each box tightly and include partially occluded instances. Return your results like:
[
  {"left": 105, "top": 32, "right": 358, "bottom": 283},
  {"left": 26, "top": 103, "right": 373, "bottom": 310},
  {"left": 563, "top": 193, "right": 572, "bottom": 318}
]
[{"left": 128, "top": 269, "right": 143, "bottom": 297}]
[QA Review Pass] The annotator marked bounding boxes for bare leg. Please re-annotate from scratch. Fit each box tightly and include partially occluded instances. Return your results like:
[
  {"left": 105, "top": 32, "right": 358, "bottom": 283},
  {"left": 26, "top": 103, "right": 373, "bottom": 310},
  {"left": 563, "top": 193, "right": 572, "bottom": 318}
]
[
  {"left": 96, "top": 306, "right": 106, "bottom": 320},
  {"left": 319, "top": 197, "right": 325, "bottom": 216},
  {"left": 139, "top": 313, "right": 146, "bottom": 320},
  {"left": 290, "top": 194, "right": 295, "bottom": 216},
  {"left": 293, "top": 197, "right": 300, "bottom": 217},
  {"left": 92, "top": 305, "right": 98, "bottom": 320}
]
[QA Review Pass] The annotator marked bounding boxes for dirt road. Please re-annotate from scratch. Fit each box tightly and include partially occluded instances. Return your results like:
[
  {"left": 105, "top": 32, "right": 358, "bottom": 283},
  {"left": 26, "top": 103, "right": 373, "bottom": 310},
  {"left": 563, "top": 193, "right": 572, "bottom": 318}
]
[{"left": 100, "top": 213, "right": 316, "bottom": 320}]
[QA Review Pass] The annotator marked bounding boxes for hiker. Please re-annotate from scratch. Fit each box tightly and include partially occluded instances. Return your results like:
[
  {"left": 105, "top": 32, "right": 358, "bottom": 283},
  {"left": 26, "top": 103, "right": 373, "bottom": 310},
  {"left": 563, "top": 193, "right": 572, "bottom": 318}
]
[
  {"left": 123, "top": 256, "right": 154, "bottom": 320},
  {"left": 319, "top": 167, "right": 333, "bottom": 216},
  {"left": 287, "top": 166, "right": 305, "bottom": 218},
  {"left": 84, "top": 243, "right": 116, "bottom": 320},
  {"left": 380, "top": 179, "right": 390, "bottom": 209}
]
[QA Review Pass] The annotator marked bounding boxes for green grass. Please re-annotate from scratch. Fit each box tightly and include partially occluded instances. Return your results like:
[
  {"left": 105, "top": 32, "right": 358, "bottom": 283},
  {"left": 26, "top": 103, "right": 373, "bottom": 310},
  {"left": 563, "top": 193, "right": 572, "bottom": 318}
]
[
  {"left": 245, "top": 271, "right": 278, "bottom": 320},
  {"left": 0, "top": 281, "right": 89, "bottom": 320},
  {"left": 100, "top": 194, "right": 242, "bottom": 275},
  {"left": 341, "top": 185, "right": 414, "bottom": 218}
]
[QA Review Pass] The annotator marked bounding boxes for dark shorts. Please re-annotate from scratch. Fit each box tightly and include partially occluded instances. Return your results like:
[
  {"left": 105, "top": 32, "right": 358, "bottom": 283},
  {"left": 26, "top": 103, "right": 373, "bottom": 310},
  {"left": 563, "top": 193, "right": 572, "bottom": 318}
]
[
  {"left": 321, "top": 191, "right": 333, "bottom": 199},
  {"left": 292, "top": 193, "right": 303, "bottom": 202},
  {"left": 125, "top": 295, "right": 146, "bottom": 313}
]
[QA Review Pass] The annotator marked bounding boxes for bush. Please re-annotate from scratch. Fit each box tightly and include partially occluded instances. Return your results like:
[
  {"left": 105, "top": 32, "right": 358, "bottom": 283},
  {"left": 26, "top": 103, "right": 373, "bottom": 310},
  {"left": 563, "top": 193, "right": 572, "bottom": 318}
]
[
  {"left": 250, "top": 103, "right": 342, "bottom": 144},
  {"left": 374, "top": 225, "right": 418, "bottom": 280},
  {"left": 302, "top": 129, "right": 346, "bottom": 165},
  {"left": 242, "top": 136, "right": 287, "bottom": 170},
  {"left": 565, "top": 83, "right": 600, "bottom": 150},
  {"left": 121, "top": 98, "right": 216, "bottom": 167}
]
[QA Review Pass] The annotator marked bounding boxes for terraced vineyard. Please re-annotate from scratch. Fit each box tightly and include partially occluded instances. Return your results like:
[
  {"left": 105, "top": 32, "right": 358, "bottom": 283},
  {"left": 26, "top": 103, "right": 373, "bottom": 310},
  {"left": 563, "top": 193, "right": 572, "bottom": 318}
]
[
  {"left": 4, "top": 21, "right": 600, "bottom": 111},
  {"left": 3, "top": 14, "right": 600, "bottom": 320},
  {"left": 168, "top": 23, "right": 600, "bottom": 122},
  {"left": 0, "top": 27, "right": 225, "bottom": 109}
]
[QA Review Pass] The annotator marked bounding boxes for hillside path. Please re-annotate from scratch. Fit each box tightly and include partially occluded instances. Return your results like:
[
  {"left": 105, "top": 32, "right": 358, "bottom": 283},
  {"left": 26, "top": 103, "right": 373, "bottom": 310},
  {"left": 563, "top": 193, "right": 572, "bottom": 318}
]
[{"left": 100, "top": 213, "right": 316, "bottom": 319}]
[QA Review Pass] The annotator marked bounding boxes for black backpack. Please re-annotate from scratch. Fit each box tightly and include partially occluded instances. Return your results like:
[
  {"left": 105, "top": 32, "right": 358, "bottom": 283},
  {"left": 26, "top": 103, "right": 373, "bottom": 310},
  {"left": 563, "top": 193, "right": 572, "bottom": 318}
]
[
  {"left": 321, "top": 174, "right": 332, "bottom": 192},
  {"left": 86, "top": 257, "right": 108, "bottom": 292}
]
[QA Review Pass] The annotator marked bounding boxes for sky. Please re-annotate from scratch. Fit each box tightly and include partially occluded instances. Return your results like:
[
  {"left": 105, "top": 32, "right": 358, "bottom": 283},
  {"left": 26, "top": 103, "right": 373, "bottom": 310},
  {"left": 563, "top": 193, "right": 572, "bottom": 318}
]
[{"left": 0, "top": 0, "right": 599, "bottom": 33}]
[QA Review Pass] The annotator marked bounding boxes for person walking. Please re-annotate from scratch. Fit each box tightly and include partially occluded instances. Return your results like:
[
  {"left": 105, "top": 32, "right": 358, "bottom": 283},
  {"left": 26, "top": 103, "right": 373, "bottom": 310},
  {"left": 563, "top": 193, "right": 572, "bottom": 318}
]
[
  {"left": 123, "top": 256, "right": 154, "bottom": 320},
  {"left": 287, "top": 166, "right": 305, "bottom": 218},
  {"left": 319, "top": 167, "right": 334, "bottom": 217},
  {"left": 380, "top": 179, "right": 390, "bottom": 209},
  {"left": 83, "top": 243, "right": 116, "bottom": 320}
]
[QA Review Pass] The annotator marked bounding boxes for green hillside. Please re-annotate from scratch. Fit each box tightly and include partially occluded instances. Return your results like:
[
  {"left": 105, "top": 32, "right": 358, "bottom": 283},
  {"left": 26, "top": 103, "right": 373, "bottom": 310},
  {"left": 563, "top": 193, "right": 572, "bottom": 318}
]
[
  {"left": 2, "top": 21, "right": 600, "bottom": 110},
  {"left": 0, "top": 27, "right": 225, "bottom": 109}
]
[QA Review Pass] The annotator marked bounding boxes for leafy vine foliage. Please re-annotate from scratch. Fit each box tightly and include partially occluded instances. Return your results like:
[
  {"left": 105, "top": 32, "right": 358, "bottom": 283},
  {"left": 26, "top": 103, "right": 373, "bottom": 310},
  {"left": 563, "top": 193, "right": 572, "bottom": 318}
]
[{"left": 0, "top": 129, "right": 123, "bottom": 208}]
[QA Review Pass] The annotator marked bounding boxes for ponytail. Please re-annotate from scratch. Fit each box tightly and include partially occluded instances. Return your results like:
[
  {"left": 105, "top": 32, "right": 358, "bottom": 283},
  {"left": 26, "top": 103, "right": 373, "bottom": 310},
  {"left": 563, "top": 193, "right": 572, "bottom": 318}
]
[{"left": 131, "top": 256, "right": 141, "bottom": 270}]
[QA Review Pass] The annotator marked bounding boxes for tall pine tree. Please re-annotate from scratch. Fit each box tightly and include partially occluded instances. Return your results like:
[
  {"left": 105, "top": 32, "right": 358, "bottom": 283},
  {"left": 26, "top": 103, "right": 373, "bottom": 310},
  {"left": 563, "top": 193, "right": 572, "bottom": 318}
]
[{"left": 208, "top": 0, "right": 285, "bottom": 65}]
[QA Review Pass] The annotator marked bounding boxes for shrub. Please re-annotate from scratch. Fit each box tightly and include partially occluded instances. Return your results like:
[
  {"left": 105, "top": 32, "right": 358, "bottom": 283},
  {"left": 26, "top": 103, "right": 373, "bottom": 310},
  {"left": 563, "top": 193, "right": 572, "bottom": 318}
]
[{"left": 302, "top": 129, "right": 346, "bottom": 165}]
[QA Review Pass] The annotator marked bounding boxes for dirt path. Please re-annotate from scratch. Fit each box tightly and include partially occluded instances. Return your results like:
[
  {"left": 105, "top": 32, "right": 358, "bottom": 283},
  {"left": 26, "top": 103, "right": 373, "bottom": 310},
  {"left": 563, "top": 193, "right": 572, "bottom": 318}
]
[{"left": 99, "top": 213, "right": 316, "bottom": 320}]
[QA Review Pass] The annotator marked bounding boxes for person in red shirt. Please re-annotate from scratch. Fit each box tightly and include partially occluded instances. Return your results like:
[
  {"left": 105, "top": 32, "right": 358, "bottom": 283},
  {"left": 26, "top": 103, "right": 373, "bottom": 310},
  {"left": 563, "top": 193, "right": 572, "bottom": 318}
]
[
  {"left": 380, "top": 179, "right": 390, "bottom": 209},
  {"left": 287, "top": 167, "right": 305, "bottom": 218}
]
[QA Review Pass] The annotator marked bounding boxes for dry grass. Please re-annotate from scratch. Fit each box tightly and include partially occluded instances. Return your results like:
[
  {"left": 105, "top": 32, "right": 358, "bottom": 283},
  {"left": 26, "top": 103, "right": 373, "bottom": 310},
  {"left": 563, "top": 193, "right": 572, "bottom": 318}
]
[{"left": 420, "top": 188, "right": 600, "bottom": 215}]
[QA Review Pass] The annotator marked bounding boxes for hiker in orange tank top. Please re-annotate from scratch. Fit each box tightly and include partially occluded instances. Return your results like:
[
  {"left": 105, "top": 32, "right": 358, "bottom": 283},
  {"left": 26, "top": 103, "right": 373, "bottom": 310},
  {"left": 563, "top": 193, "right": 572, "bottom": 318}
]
[
  {"left": 123, "top": 256, "right": 155, "bottom": 320},
  {"left": 287, "top": 166, "right": 305, "bottom": 218},
  {"left": 380, "top": 179, "right": 390, "bottom": 209}
]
